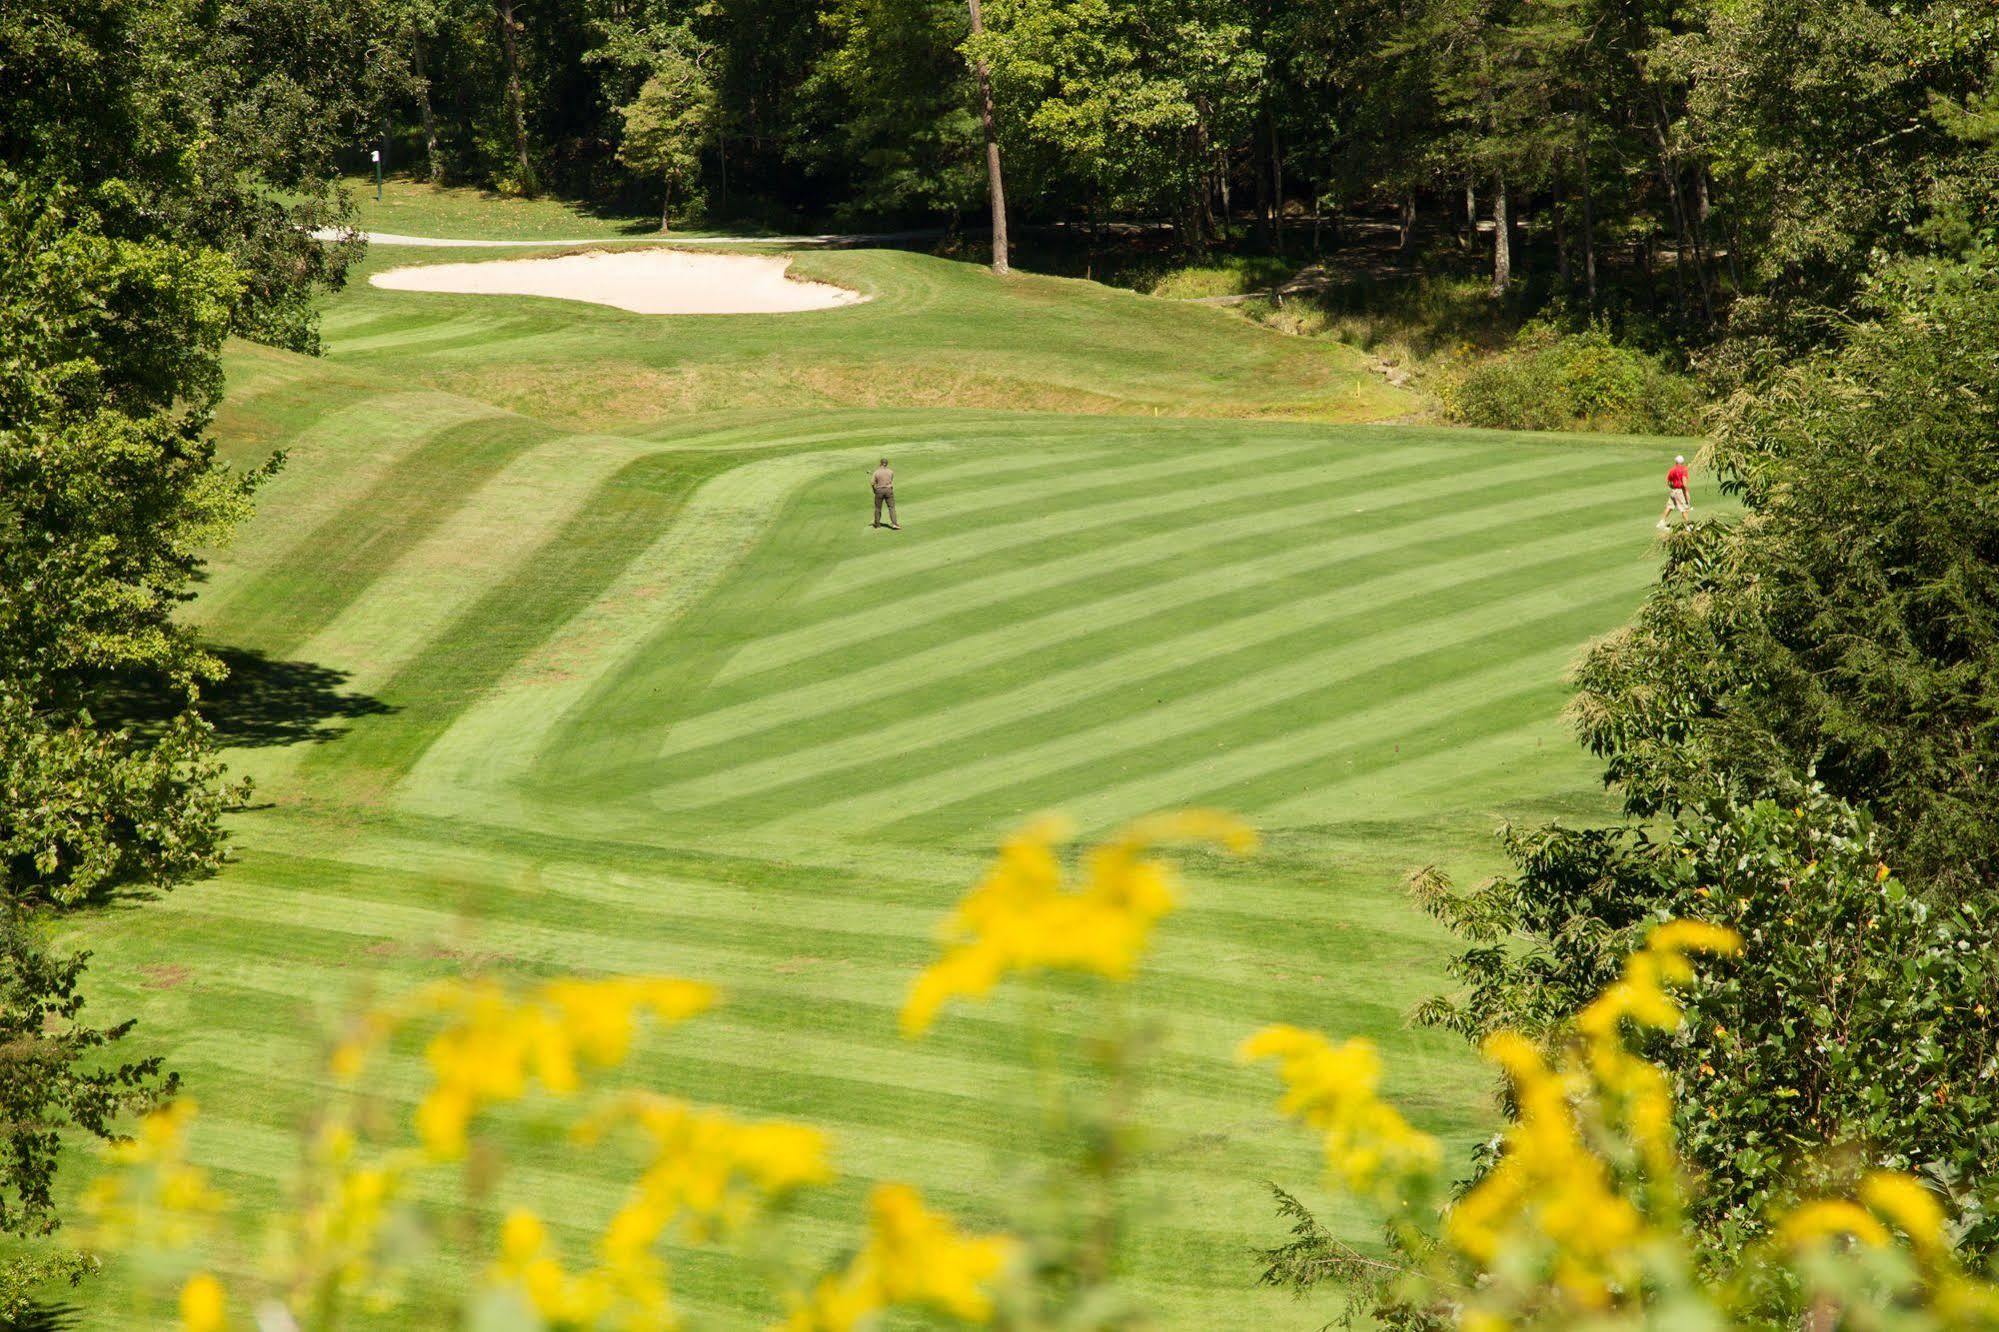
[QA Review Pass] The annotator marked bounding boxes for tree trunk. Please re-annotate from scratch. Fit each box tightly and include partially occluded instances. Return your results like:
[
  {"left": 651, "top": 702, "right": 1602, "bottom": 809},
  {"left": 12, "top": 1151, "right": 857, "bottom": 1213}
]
[
  {"left": 1269, "top": 112, "right": 1284, "bottom": 254},
  {"left": 1576, "top": 113, "right": 1598, "bottom": 307},
  {"left": 412, "top": 37, "right": 442, "bottom": 184},
  {"left": 1644, "top": 90, "right": 1710, "bottom": 322},
  {"left": 493, "top": 0, "right": 534, "bottom": 194},
  {"left": 661, "top": 180, "right": 672, "bottom": 233},
  {"left": 1716, "top": 171, "right": 1743, "bottom": 292},
  {"left": 965, "top": 0, "right": 1010, "bottom": 275},
  {"left": 1490, "top": 174, "right": 1512, "bottom": 295},
  {"left": 1554, "top": 169, "right": 1570, "bottom": 286},
  {"left": 1462, "top": 179, "right": 1476, "bottom": 251},
  {"left": 1512, "top": 190, "right": 1528, "bottom": 283},
  {"left": 1253, "top": 110, "right": 1272, "bottom": 246},
  {"left": 1398, "top": 191, "right": 1417, "bottom": 251}
]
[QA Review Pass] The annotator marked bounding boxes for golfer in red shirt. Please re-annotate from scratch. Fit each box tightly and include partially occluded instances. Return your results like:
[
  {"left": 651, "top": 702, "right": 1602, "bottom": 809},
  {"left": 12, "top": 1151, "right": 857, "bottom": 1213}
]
[{"left": 1657, "top": 454, "right": 1692, "bottom": 530}]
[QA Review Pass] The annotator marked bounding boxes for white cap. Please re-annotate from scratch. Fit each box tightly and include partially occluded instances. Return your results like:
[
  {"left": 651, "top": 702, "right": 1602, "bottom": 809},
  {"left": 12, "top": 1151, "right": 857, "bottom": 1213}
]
[{"left": 1674, "top": 455, "right": 1685, "bottom": 463}]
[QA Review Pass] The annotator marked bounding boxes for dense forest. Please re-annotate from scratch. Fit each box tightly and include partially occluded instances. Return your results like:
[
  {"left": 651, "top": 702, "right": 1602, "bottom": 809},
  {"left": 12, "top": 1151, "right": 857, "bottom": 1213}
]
[{"left": 322, "top": 0, "right": 1999, "bottom": 331}]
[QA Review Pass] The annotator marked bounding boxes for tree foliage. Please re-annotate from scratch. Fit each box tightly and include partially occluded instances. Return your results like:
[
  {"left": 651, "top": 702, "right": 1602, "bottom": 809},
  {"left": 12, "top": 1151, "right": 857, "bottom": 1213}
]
[
  {"left": 1574, "top": 254, "right": 1999, "bottom": 899},
  {"left": 1417, "top": 791, "right": 1999, "bottom": 1262},
  {"left": 1399, "top": 248, "right": 1999, "bottom": 1292},
  {"left": 616, "top": 48, "right": 718, "bottom": 229}
]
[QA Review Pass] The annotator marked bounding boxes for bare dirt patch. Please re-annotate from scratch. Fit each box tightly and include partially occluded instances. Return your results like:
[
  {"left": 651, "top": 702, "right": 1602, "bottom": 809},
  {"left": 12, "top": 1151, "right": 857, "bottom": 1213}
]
[
  {"left": 139, "top": 964, "right": 191, "bottom": 990},
  {"left": 370, "top": 249, "right": 868, "bottom": 315}
]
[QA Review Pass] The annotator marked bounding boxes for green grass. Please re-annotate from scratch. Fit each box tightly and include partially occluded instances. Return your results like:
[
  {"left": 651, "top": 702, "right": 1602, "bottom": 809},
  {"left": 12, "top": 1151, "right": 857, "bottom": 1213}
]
[
  {"left": 61, "top": 231, "right": 1682, "bottom": 1327},
  {"left": 307, "top": 244, "right": 1414, "bottom": 429},
  {"left": 342, "top": 173, "right": 665, "bottom": 240}
]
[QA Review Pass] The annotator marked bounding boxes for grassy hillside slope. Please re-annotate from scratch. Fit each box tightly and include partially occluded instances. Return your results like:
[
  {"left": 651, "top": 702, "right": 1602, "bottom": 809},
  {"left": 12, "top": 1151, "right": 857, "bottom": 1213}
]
[{"left": 63, "top": 214, "right": 1673, "bottom": 1327}]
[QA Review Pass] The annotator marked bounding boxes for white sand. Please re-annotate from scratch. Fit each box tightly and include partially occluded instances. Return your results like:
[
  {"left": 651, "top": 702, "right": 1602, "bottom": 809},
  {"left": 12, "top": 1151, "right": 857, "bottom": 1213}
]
[{"left": 367, "top": 249, "right": 867, "bottom": 314}]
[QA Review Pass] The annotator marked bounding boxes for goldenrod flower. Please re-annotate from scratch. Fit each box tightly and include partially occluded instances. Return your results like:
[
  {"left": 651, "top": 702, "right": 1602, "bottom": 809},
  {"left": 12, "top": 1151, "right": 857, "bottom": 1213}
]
[
  {"left": 902, "top": 811, "right": 1256, "bottom": 1035},
  {"left": 177, "top": 1272, "right": 227, "bottom": 1332},
  {"left": 333, "top": 975, "right": 716, "bottom": 1158},
  {"left": 1779, "top": 1200, "right": 1892, "bottom": 1249},
  {"left": 81, "top": 1099, "right": 225, "bottom": 1251},
  {"left": 1861, "top": 1173, "right": 1947, "bottom": 1253},
  {"left": 780, "top": 1183, "right": 1016, "bottom": 1330},
  {"left": 488, "top": 1207, "right": 624, "bottom": 1327},
  {"left": 582, "top": 1091, "right": 833, "bottom": 1247},
  {"left": 1238, "top": 1025, "right": 1440, "bottom": 1197}
]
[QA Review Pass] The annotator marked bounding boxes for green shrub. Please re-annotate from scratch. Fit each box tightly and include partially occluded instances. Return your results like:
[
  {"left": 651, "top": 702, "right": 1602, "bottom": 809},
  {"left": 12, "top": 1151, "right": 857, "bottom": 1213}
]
[{"left": 1445, "top": 324, "right": 1701, "bottom": 433}]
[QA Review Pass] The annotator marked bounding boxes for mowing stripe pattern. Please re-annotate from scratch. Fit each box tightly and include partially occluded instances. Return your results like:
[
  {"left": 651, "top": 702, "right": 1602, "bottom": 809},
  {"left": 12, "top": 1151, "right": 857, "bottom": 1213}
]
[{"left": 73, "top": 274, "right": 1672, "bottom": 1329}]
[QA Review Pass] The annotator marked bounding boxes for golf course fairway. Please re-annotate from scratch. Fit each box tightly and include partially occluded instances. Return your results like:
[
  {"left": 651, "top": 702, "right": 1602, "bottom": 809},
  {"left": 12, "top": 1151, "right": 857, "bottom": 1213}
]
[{"left": 66, "top": 236, "right": 1675, "bottom": 1327}]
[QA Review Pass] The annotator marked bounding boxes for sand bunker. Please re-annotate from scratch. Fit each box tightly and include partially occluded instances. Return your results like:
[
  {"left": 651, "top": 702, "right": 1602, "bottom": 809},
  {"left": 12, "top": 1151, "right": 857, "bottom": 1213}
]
[{"left": 368, "top": 249, "right": 867, "bottom": 314}]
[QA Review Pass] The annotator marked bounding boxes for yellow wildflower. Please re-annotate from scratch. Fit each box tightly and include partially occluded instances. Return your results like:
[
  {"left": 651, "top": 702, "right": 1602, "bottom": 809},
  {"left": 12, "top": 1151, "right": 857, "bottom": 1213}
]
[
  {"left": 334, "top": 975, "right": 716, "bottom": 1158},
  {"left": 487, "top": 1208, "right": 623, "bottom": 1328},
  {"left": 1577, "top": 920, "right": 1740, "bottom": 1043},
  {"left": 82, "top": 1099, "right": 226, "bottom": 1251},
  {"left": 1779, "top": 1199, "right": 1892, "bottom": 1249},
  {"left": 178, "top": 1273, "right": 227, "bottom": 1332},
  {"left": 780, "top": 1183, "right": 1016, "bottom": 1330},
  {"left": 1238, "top": 1025, "right": 1440, "bottom": 1197},
  {"left": 582, "top": 1092, "right": 833, "bottom": 1247},
  {"left": 1446, "top": 1032, "right": 1647, "bottom": 1306},
  {"left": 1861, "top": 1173, "right": 1948, "bottom": 1253},
  {"left": 902, "top": 811, "right": 1256, "bottom": 1036}
]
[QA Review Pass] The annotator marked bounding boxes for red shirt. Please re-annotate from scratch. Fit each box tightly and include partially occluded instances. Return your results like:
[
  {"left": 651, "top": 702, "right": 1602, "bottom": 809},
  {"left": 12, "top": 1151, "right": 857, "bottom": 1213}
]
[{"left": 1667, "top": 464, "right": 1690, "bottom": 491}]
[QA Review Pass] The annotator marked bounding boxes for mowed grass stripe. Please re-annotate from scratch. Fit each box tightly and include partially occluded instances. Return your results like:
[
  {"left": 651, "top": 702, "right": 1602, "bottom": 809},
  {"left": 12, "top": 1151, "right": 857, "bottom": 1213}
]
[
  {"left": 295, "top": 448, "right": 724, "bottom": 784},
  {"left": 868, "top": 433, "right": 1346, "bottom": 537},
  {"left": 567, "top": 444, "right": 1535, "bottom": 766},
  {"left": 167, "top": 952, "right": 1370, "bottom": 1168},
  {"left": 809, "top": 438, "right": 1568, "bottom": 599},
  {"left": 692, "top": 460, "right": 1637, "bottom": 722},
  {"left": 777, "top": 573, "right": 1641, "bottom": 836},
  {"left": 711, "top": 440, "right": 1520, "bottom": 685},
  {"left": 1055, "top": 626, "right": 1623, "bottom": 832},
  {"left": 400, "top": 428, "right": 1167, "bottom": 801},
  {"left": 196, "top": 842, "right": 1438, "bottom": 1042},
  {"left": 291, "top": 430, "right": 662, "bottom": 692},
  {"left": 395, "top": 445, "right": 897, "bottom": 805},
  {"left": 192, "top": 391, "right": 506, "bottom": 629},
  {"left": 153, "top": 884, "right": 1422, "bottom": 1143},
  {"left": 213, "top": 412, "right": 557, "bottom": 658},
  {"left": 1168, "top": 676, "right": 1589, "bottom": 822},
  {"left": 623, "top": 500, "right": 1641, "bottom": 814},
  {"left": 600, "top": 457, "right": 1636, "bottom": 771},
  {"left": 230, "top": 818, "right": 1462, "bottom": 1000},
  {"left": 1266, "top": 716, "right": 1599, "bottom": 826},
  {"left": 321, "top": 309, "right": 558, "bottom": 357}
]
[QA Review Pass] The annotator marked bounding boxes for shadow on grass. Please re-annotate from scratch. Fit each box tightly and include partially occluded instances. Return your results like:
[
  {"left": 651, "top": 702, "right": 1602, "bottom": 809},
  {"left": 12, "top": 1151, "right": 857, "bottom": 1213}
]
[
  {"left": 200, "top": 647, "right": 395, "bottom": 748},
  {"left": 88, "top": 647, "right": 395, "bottom": 749},
  {"left": 2, "top": 1303, "right": 79, "bottom": 1331}
]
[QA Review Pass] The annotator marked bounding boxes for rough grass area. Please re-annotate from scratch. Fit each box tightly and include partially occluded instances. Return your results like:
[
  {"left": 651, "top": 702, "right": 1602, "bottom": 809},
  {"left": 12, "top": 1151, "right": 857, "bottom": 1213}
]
[
  {"left": 1241, "top": 274, "right": 1703, "bottom": 433},
  {"left": 1136, "top": 255, "right": 1299, "bottom": 299},
  {"left": 340, "top": 173, "right": 666, "bottom": 240},
  {"left": 64, "top": 227, "right": 1675, "bottom": 1325}
]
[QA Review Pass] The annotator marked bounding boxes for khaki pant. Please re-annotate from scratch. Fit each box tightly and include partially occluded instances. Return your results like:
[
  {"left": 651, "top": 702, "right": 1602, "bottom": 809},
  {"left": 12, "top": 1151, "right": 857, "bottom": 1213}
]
[{"left": 873, "top": 490, "right": 898, "bottom": 526}]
